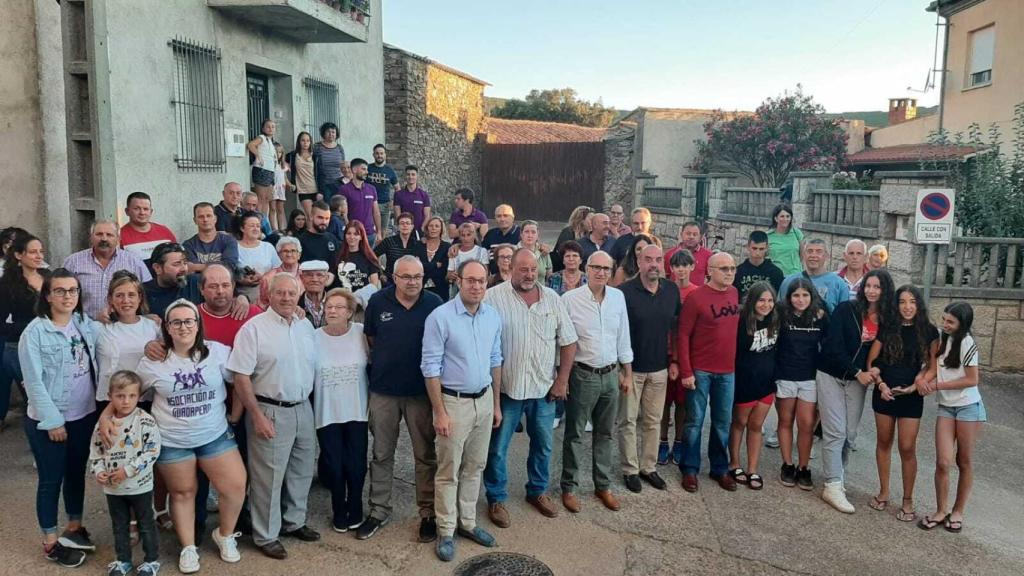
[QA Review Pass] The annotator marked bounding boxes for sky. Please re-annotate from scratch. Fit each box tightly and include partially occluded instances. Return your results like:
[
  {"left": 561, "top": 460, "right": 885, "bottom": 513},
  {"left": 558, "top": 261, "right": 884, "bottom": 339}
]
[{"left": 382, "top": 0, "right": 944, "bottom": 113}]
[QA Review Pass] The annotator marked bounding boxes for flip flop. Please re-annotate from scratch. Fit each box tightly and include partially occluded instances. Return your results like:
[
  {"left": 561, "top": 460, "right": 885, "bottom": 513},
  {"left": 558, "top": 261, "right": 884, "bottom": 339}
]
[
  {"left": 944, "top": 518, "right": 963, "bottom": 533},
  {"left": 918, "top": 513, "right": 948, "bottom": 531},
  {"left": 896, "top": 509, "right": 917, "bottom": 522},
  {"left": 869, "top": 496, "right": 889, "bottom": 511}
]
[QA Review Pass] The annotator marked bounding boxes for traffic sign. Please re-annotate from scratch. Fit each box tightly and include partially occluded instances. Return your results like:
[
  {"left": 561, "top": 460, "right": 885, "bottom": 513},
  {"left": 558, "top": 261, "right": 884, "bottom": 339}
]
[{"left": 914, "top": 188, "right": 955, "bottom": 244}]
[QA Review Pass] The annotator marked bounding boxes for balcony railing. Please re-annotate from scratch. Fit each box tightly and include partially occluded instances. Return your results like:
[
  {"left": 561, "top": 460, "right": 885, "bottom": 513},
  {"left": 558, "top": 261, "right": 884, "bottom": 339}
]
[{"left": 208, "top": 0, "right": 369, "bottom": 43}]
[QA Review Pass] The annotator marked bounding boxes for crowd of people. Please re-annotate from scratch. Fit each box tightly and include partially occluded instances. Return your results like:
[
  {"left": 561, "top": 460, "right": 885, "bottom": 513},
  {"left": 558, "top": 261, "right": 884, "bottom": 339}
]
[{"left": 0, "top": 123, "right": 986, "bottom": 574}]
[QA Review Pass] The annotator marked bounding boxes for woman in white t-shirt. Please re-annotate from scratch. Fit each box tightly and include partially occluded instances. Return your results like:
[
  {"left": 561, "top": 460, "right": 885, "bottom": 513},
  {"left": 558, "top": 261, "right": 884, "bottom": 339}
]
[
  {"left": 134, "top": 299, "right": 246, "bottom": 573},
  {"left": 314, "top": 288, "right": 370, "bottom": 533},
  {"left": 237, "top": 212, "right": 281, "bottom": 304},
  {"left": 447, "top": 222, "right": 489, "bottom": 299},
  {"left": 916, "top": 302, "right": 984, "bottom": 533},
  {"left": 96, "top": 271, "right": 161, "bottom": 405}
]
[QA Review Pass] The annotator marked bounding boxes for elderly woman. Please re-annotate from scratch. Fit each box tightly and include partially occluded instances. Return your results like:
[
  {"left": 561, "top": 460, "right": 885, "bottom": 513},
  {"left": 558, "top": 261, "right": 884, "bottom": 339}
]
[
  {"left": 237, "top": 211, "right": 281, "bottom": 304},
  {"left": 547, "top": 241, "right": 587, "bottom": 296},
  {"left": 20, "top": 269, "right": 100, "bottom": 568},
  {"left": 313, "top": 288, "right": 370, "bottom": 533},
  {"left": 868, "top": 244, "right": 889, "bottom": 269},
  {"left": 553, "top": 205, "right": 591, "bottom": 272},
  {"left": 488, "top": 244, "right": 515, "bottom": 287},
  {"left": 259, "top": 237, "right": 302, "bottom": 309}
]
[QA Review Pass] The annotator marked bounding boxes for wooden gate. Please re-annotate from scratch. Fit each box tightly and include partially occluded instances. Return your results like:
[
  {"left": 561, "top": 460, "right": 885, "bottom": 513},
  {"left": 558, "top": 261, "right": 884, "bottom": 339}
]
[{"left": 482, "top": 141, "right": 605, "bottom": 221}]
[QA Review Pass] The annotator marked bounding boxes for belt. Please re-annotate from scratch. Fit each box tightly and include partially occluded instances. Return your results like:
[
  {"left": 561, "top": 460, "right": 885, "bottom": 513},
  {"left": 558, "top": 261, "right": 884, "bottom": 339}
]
[
  {"left": 256, "top": 395, "right": 302, "bottom": 408},
  {"left": 574, "top": 362, "right": 618, "bottom": 375},
  {"left": 441, "top": 386, "right": 489, "bottom": 400}
]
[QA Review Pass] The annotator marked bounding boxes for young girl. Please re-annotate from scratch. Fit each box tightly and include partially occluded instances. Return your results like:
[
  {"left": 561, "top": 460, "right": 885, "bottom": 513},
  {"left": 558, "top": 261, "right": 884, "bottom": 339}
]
[
  {"left": 728, "top": 282, "right": 779, "bottom": 490},
  {"left": 775, "top": 278, "right": 828, "bottom": 490},
  {"left": 660, "top": 249, "right": 698, "bottom": 466},
  {"left": 918, "top": 302, "right": 983, "bottom": 533},
  {"left": 867, "top": 285, "right": 938, "bottom": 522},
  {"left": 336, "top": 220, "right": 381, "bottom": 292},
  {"left": 271, "top": 143, "right": 289, "bottom": 233},
  {"left": 447, "top": 222, "right": 489, "bottom": 299}
]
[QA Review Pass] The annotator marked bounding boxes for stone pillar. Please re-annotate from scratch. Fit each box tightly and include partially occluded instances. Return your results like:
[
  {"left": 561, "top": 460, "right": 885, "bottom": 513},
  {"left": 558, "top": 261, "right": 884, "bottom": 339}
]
[
  {"left": 789, "top": 171, "right": 831, "bottom": 231},
  {"left": 876, "top": 170, "right": 950, "bottom": 285},
  {"left": 706, "top": 173, "right": 738, "bottom": 219},
  {"left": 680, "top": 175, "right": 702, "bottom": 220}
]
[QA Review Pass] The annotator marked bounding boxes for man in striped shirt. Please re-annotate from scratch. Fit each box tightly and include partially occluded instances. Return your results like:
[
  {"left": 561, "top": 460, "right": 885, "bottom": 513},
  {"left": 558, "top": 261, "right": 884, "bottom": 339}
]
[{"left": 482, "top": 249, "right": 578, "bottom": 528}]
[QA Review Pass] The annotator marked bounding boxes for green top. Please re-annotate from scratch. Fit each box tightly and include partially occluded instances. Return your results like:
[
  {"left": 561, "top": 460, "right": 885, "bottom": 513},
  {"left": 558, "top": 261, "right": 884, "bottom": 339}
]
[
  {"left": 520, "top": 244, "right": 553, "bottom": 282},
  {"left": 767, "top": 227, "right": 804, "bottom": 276}
]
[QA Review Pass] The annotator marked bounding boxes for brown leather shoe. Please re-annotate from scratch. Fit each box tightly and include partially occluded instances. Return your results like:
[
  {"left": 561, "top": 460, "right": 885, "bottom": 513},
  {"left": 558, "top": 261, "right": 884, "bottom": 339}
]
[
  {"left": 594, "top": 489, "right": 620, "bottom": 511},
  {"left": 526, "top": 494, "right": 559, "bottom": 518},
  {"left": 681, "top": 473, "right": 699, "bottom": 493},
  {"left": 487, "top": 503, "right": 511, "bottom": 528},
  {"left": 711, "top": 472, "right": 738, "bottom": 492},
  {"left": 561, "top": 492, "right": 581, "bottom": 513}
]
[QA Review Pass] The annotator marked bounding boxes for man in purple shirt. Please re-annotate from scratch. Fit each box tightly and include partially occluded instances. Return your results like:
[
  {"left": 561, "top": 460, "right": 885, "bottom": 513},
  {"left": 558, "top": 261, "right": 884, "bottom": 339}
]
[
  {"left": 393, "top": 165, "right": 432, "bottom": 230},
  {"left": 62, "top": 219, "right": 152, "bottom": 320},
  {"left": 340, "top": 157, "right": 383, "bottom": 245},
  {"left": 448, "top": 188, "right": 489, "bottom": 240}
]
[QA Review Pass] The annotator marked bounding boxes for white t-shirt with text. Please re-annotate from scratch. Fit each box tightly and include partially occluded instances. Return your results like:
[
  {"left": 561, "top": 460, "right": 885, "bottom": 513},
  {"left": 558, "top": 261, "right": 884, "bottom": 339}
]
[{"left": 313, "top": 323, "right": 369, "bottom": 428}]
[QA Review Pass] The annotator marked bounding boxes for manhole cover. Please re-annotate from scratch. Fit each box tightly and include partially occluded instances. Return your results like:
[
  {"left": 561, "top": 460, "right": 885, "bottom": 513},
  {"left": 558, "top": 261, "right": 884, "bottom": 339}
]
[{"left": 453, "top": 552, "right": 554, "bottom": 576}]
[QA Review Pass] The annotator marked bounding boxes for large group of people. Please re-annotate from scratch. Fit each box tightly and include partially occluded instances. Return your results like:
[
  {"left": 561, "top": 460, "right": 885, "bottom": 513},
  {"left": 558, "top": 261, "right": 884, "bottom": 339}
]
[{"left": 0, "top": 123, "right": 987, "bottom": 574}]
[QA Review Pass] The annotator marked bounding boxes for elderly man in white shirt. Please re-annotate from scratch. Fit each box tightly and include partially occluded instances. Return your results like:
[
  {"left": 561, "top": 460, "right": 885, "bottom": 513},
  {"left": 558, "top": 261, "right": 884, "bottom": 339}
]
[
  {"left": 228, "top": 273, "right": 320, "bottom": 560},
  {"left": 560, "top": 250, "right": 633, "bottom": 514}
]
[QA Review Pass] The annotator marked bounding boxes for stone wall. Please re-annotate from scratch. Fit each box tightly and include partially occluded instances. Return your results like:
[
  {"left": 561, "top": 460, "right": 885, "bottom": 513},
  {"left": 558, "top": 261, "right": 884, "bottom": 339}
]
[
  {"left": 602, "top": 121, "right": 636, "bottom": 211},
  {"left": 383, "top": 46, "right": 484, "bottom": 218}
]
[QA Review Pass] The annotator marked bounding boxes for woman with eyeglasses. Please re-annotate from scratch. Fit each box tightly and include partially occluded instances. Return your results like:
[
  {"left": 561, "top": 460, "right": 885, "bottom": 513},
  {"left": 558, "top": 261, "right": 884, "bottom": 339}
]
[
  {"left": 487, "top": 244, "right": 516, "bottom": 288},
  {"left": 1, "top": 232, "right": 48, "bottom": 429},
  {"left": 19, "top": 268, "right": 100, "bottom": 568},
  {"left": 130, "top": 299, "right": 246, "bottom": 573}
]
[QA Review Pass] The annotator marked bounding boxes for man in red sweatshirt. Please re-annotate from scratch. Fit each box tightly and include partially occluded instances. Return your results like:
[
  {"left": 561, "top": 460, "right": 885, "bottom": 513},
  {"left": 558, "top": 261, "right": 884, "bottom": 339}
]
[{"left": 675, "top": 252, "right": 740, "bottom": 493}]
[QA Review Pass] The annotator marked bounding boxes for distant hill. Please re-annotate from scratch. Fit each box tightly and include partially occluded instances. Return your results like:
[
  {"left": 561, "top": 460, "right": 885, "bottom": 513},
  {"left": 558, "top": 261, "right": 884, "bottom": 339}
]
[{"left": 824, "top": 105, "right": 937, "bottom": 128}]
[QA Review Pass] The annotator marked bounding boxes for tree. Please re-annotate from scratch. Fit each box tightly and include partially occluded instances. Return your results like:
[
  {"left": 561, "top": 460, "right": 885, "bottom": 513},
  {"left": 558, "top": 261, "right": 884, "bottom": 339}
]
[
  {"left": 491, "top": 88, "right": 616, "bottom": 128},
  {"left": 690, "top": 88, "right": 848, "bottom": 187}
]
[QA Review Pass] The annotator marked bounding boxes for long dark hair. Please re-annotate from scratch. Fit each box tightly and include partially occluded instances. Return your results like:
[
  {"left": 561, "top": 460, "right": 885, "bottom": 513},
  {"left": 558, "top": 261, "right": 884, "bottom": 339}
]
[
  {"left": 1, "top": 233, "right": 43, "bottom": 302},
  {"left": 337, "top": 220, "right": 380, "bottom": 268},
  {"left": 939, "top": 301, "right": 974, "bottom": 370},
  {"left": 781, "top": 277, "right": 825, "bottom": 329},
  {"left": 771, "top": 203, "right": 794, "bottom": 233},
  {"left": 621, "top": 234, "right": 654, "bottom": 278},
  {"left": 741, "top": 281, "right": 779, "bottom": 338},
  {"left": 36, "top": 268, "right": 83, "bottom": 319},
  {"left": 881, "top": 284, "right": 934, "bottom": 365},
  {"left": 160, "top": 299, "right": 210, "bottom": 363},
  {"left": 294, "top": 131, "right": 314, "bottom": 157},
  {"left": 286, "top": 209, "right": 307, "bottom": 236},
  {"left": 855, "top": 269, "right": 896, "bottom": 327}
]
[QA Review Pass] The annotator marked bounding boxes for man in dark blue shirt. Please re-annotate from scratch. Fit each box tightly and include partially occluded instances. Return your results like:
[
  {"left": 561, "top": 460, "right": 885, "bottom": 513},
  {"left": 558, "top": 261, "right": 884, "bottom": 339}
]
[
  {"left": 367, "top": 144, "right": 399, "bottom": 235},
  {"left": 358, "top": 255, "right": 443, "bottom": 542}
]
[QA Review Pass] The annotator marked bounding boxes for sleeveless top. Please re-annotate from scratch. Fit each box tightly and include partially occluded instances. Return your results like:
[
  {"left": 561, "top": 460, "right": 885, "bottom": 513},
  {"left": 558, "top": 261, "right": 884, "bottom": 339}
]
[{"left": 255, "top": 135, "right": 276, "bottom": 170}]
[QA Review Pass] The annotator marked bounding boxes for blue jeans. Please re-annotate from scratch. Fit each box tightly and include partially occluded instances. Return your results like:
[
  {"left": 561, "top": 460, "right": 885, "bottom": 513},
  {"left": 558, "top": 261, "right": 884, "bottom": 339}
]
[
  {"left": 25, "top": 412, "right": 98, "bottom": 534},
  {"left": 484, "top": 394, "right": 555, "bottom": 503},
  {"left": 679, "top": 371, "right": 735, "bottom": 477},
  {"left": 1, "top": 342, "right": 24, "bottom": 423}
]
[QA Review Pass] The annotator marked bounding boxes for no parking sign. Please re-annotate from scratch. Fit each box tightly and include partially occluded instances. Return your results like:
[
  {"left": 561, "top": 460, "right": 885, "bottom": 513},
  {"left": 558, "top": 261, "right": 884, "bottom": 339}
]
[{"left": 914, "top": 188, "right": 956, "bottom": 244}]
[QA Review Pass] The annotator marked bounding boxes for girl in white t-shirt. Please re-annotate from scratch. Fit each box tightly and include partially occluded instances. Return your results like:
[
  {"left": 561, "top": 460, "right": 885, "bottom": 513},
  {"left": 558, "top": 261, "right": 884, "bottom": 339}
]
[{"left": 917, "top": 302, "right": 983, "bottom": 533}]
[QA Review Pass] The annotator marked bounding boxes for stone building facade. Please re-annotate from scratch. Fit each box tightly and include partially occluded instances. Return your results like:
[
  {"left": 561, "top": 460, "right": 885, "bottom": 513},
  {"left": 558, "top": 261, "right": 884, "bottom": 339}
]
[
  {"left": 383, "top": 45, "right": 486, "bottom": 218},
  {"left": 603, "top": 121, "right": 637, "bottom": 212}
]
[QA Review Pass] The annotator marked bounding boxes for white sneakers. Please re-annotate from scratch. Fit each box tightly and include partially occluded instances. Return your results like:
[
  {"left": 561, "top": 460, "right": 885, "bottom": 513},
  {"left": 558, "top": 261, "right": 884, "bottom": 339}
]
[
  {"left": 178, "top": 545, "right": 200, "bottom": 574},
  {"left": 822, "top": 481, "right": 855, "bottom": 514},
  {"left": 211, "top": 528, "right": 242, "bottom": 563}
]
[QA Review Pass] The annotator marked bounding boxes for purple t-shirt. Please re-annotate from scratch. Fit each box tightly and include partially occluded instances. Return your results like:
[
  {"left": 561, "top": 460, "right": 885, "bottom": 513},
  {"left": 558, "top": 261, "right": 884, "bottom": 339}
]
[
  {"left": 340, "top": 180, "right": 378, "bottom": 236},
  {"left": 450, "top": 207, "right": 488, "bottom": 229},
  {"left": 394, "top": 187, "right": 432, "bottom": 229}
]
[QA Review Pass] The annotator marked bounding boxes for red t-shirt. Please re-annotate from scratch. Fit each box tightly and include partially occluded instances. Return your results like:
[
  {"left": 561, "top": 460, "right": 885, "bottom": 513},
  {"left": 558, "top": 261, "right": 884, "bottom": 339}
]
[
  {"left": 676, "top": 284, "right": 741, "bottom": 377},
  {"left": 200, "top": 304, "right": 261, "bottom": 347},
  {"left": 120, "top": 223, "right": 178, "bottom": 260},
  {"left": 677, "top": 283, "right": 700, "bottom": 304},
  {"left": 664, "top": 244, "right": 712, "bottom": 287}
]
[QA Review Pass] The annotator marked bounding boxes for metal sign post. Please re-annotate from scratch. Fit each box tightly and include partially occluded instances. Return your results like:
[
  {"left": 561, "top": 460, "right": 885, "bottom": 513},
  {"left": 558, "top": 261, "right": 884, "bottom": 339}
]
[{"left": 914, "top": 188, "right": 956, "bottom": 302}]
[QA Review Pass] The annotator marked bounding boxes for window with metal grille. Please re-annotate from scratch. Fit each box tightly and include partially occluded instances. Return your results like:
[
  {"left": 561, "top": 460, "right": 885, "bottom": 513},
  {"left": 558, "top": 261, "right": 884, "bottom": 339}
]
[
  {"left": 303, "top": 77, "right": 339, "bottom": 137},
  {"left": 170, "top": 37, "right": 226, "bottom": 171}
]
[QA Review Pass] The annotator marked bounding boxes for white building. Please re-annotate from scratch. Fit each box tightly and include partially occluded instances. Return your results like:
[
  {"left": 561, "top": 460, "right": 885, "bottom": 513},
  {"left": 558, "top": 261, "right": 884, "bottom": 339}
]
[{"left": 2, "top": 0, "right": 384, "bottom": 261}]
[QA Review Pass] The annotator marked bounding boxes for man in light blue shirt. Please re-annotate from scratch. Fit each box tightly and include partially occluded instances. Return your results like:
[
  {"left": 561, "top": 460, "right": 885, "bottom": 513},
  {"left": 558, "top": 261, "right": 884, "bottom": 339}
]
[
  {"left": 778, "top": 238, "right": 848, "bottom": 313},
  {"left": 421, "top": 260, "right": 502, "bottom": 562}
]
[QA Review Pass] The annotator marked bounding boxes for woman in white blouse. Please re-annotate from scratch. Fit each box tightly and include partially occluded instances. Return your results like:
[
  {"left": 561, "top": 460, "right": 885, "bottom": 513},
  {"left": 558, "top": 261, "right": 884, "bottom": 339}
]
[
  {"left": 313, "top": 288, "right": 370, "bottom": 533},
  {"left": 96, "top": 271, "right": 161, "bottom": 407}
]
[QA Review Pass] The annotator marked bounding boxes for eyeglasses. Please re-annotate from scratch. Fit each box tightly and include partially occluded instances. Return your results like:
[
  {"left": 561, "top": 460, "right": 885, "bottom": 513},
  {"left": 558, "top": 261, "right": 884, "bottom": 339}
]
[
  {"left": 711, "top": 266, "right": 737, "bottom": 273},
  {"left": 325, "top": 304, "right": 350, "bottom": 311},
  {"left": 587, "top": 265, "right": 612, "bottom": 274},
  {"left": 498, "top": 255, "right": 513, "bottom": 260},
  {"left": 168, "top": 318, "right": 198, "bottom": 329},
  {"left": 394, "top": 274, "right": 424, "bottom": 282},
  {"left": 459, "top": 277, "right": 487, "bottom": 286},
  {"left": 51, "top": 287, "right": 80, "bottom": 298}
]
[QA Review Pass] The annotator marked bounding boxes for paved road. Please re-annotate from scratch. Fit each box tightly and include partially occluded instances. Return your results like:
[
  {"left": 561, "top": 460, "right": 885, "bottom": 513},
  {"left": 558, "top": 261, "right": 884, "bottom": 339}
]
[{"left": 1, "top": 372, "right": 1021, "bottom": 575}]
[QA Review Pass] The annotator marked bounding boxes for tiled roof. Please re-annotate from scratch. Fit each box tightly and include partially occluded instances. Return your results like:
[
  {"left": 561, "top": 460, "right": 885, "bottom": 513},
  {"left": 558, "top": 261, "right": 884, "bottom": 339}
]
[
  {"left": 483, "top": 118, "right": 607, "bottom": 144},
  {"left": 848, "top": 143, "right": 979, "bottom": 165}
]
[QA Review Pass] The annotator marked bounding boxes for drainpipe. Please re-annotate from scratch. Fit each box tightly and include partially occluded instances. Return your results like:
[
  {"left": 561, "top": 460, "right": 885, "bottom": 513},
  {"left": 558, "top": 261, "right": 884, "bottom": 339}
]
[{"left": 937, "top": 11, "right": 949, "bottom": 134}]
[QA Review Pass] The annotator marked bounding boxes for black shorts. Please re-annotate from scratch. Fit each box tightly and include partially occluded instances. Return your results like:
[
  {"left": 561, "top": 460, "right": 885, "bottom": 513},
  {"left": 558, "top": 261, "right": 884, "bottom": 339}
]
[
  {"left": 298, "top": 193, "right": 319, "bottom": 204},
  {"left": 251, "top": 166, "right": 274, "bottom": 187}
]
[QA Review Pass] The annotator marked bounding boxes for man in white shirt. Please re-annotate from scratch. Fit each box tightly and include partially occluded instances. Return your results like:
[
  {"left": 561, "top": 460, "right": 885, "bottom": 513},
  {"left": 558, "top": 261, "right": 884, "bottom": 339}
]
[
  {"left": 560, "top": 251, "right": 633, "bottom": 513},
  {"left": 482, "top": 249, "right": 577, "bottom": 528},
  {"left": 228, "top": 273, "right": 319, "bottom": 560}
]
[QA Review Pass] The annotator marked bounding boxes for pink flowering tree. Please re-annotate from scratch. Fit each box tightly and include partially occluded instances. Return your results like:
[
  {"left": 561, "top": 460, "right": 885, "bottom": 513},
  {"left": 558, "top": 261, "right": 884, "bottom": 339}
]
[{"left": 690, "top": 88, "right": 848, "bottom": 187}]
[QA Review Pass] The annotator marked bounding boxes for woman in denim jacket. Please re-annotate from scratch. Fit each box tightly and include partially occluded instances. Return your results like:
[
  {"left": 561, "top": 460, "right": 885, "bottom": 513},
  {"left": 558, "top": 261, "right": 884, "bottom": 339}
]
[{"left": 18, "top": 268, "right": 101, "bottom": 568}]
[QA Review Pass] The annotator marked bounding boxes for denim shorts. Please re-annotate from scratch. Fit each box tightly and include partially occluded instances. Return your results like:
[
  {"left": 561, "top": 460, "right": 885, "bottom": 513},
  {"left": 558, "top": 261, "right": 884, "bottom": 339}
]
[
  {"left": 251, "top": 166, "right": 274, "bottom": 187},
  {"left": 158, "top": 428, "right": 237, "bottom": 464},
  {"left": 937, "top": 401, "right": 987, "bottom": 423}
]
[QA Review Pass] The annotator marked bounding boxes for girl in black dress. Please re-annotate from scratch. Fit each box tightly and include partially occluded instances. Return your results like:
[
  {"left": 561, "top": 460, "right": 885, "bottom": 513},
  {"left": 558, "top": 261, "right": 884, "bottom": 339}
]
[{"left": 866, "top": 284, "right": 938, "bottom": 522}]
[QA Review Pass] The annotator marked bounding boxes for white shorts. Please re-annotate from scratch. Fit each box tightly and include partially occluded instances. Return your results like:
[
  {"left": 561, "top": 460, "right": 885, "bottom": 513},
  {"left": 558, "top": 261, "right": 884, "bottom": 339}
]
[
  {"left": 273, "top": 185, "right": 287, "bottom": 201},
  {"left": 776, "top": 379, "right": 816, "bottom": 403}
]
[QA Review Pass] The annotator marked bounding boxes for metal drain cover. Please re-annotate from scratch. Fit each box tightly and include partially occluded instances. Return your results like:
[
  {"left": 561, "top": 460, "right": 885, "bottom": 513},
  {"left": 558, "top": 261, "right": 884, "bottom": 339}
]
[{"left": 453, "top": 552, "right": 554, "bottom": 576}]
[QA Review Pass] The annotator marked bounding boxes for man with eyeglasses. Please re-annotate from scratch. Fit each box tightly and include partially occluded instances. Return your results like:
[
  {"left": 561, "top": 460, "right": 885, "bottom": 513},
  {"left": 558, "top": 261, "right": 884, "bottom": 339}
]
[
  {"left": 676, "top": 252, "right": 741, "bottom": 493},
  {"left": 421, "top": 260, "right": 503, "bottom": 562},
  {"left": 482, "top": 249, "right": 578, "bottom": 528},
  {"left": 561, "top": 251, "right": 633, "bottom": 513},
  {"left": 607, "top": 204, "right": 631, "bottom": 238},
  {"left": 358, "top": 256, "right": 443, "bottom": 542},
  {"left": 63, "top": 219, "right": 152, "bottom": 320},
  {"left": 609, "top": 207, "right": 659, "bottom": 264}
]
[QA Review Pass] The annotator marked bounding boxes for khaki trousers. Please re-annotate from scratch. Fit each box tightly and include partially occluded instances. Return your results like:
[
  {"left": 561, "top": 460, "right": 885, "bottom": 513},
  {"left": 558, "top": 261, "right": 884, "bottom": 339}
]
[
  {"left": 434, "top": 388, "right": 493, "bottom": 537},
  {"left": 617, "top": 370, "right": 668, "bottom": 475},
  {"left": 367, "top": 392, "right": 437, "bottom": 521}
]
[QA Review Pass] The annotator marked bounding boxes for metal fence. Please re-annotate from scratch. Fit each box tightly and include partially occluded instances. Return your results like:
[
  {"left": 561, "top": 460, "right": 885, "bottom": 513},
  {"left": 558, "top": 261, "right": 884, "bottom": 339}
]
[
  {"left": 643, "top": 187, "right": 683, "bottom": 214},
  {"left": 170, "top": 37, "right": 226, "bottom": 172},
  {"left": 303, "top": 77, "right": 339, "bottom": 137},
  {"left": 925, "top": 237, "right": 1024, "bottom": 298},
  {"left": 809, "top": 189, "right": 879, "bottom": 231}
]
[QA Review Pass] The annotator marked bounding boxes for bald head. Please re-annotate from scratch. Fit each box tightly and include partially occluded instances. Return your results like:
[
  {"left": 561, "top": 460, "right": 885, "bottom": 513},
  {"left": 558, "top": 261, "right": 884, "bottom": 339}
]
[
  {"left": 639, "top": 244, "right": 664, "bottom": 283},
  {"left": 707, "top": 252, "right": 736, "bottom": 290},
  {"left": 511, "top": 248, "right": 538, "bottom": 293}
]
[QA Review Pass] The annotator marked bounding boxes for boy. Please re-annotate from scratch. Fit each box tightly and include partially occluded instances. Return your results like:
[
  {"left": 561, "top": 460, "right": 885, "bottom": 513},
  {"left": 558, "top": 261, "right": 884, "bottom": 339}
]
[
  {"left": 89, "top": 371, "right": 161, "bottom": 576},
  {"left": 660, "top": 249, "right": 698, "bottom": 465},
  {"left": 734, "top": 230, "right": 784, "bottom": 299}
]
